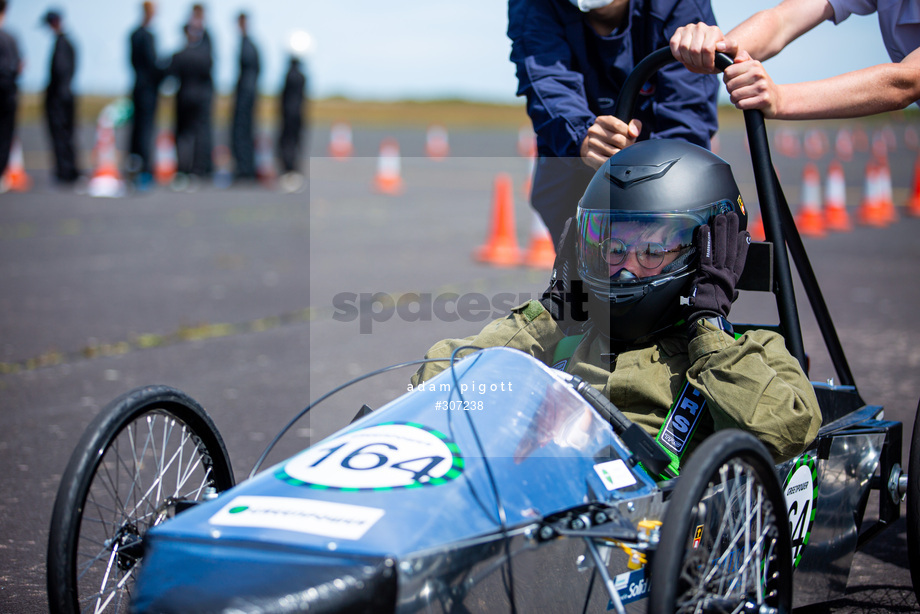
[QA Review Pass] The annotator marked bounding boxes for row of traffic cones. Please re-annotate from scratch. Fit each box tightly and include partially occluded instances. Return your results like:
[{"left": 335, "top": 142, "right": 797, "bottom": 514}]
[
  {"left": 773, "top": 125, "right": 910, "bottom": 161},
  {"left": 474, "top": 172, "right": 555, "bottom": 269},
  {"left": 327, "top": 122, "right": 454, "bottom": 162},
  {"left": 792, "top": 153, "right": 912, "bottom": 237}
]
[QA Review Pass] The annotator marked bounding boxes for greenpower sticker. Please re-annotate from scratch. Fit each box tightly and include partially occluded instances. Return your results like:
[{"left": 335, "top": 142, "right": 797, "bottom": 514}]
[
  {"left": 210, "top": 496, "right": 385, "bottom": 540},
  {"left": 783, "top": 453, "right": 818, "bottom": 568},
  {"left": 277, "top": 421, "right": 464, "bottom": 491}
]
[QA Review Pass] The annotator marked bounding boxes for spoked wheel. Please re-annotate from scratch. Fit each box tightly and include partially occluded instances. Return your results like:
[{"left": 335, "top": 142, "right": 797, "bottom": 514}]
[
  {"left": 47, "top": 385, "right": 234, "bottom": 614},
  {"left": 907, "top": 397, "right": 920, "bottom": 602},
  {"left": 649, "top": 430, "right": 793, "bottom": 614}
]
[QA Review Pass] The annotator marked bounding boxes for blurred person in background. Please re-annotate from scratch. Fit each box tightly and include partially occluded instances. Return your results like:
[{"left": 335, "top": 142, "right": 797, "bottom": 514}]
[
  {"left": 128, "top": 1, "right": 163, "bottom": 190},
  {"left": 278, "top": 55, "right": 306, "bottom": 189},
  {"left": 230, "top": 11, "right": 260, "bottom": 181},
  {"left": 168, "top": 23, "right": 211, "bottom": 179},
  {"left": 187, "top": 2, "right": 213, "bottom": 175},
  {"left": 0, "top": 0, "right": 22, "bottom": 188},
  {"left": 42, "top": 8, "right": 79, "bottom": 185},
  {"left": 507, "top": 0, "right": 720, "bottom": 246},
  {"left": 670, "top": 0, "right": 920, "bottom": 118}
]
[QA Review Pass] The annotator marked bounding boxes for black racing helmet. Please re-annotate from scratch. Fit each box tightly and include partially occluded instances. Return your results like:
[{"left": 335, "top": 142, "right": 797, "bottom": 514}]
[{"left": 576, "top": 139, "right": 747, "bottom": 343}]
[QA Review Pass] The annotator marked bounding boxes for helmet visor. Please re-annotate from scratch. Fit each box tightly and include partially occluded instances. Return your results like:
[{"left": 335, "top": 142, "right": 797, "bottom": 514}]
[{"left": 576, "top": 200, "right": 735, "bottom": 292}]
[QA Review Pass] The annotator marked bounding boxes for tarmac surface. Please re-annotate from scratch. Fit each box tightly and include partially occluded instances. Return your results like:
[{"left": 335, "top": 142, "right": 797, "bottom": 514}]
[{"left": 2, "top": 117, "right": 920, "bottom": 613}]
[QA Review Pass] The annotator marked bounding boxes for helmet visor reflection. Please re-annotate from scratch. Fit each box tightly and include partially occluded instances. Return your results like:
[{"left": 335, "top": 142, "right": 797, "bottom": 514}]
[{"left": 576, "top": 203, "right": 724, "bottom": 291}]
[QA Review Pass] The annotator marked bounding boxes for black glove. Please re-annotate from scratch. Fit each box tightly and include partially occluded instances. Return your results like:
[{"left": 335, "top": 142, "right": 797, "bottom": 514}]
[
  {"left": 684, "top": 211, "right": 750, "bottom": 327},
  {"left": 540, "top": 216, "right": 589, "bottom": 333}
]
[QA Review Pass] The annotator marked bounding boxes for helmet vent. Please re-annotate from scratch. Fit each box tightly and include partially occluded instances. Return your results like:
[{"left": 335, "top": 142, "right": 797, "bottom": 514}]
[{"left": 606, "top": 158, "right": 678, "bottom": 189}]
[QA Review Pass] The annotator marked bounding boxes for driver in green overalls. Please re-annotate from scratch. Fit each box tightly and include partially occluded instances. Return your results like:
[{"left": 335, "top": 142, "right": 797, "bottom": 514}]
[{"left": 412, "top": 139, "right": 821, "bottom": 473}]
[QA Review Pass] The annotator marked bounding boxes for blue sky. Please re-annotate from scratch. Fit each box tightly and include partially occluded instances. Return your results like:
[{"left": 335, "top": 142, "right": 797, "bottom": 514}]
[{"left": 2, "top": 0, "right": 892, "bottom": 103}]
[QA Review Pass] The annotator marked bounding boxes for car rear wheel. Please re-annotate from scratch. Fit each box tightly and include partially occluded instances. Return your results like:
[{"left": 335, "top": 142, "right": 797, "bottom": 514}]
[
  {"left": 906, "top": 397, "right": 920, "bottom": 603},
  {"left": 649, "top": 430, "right": 793, "bottom": 614}
]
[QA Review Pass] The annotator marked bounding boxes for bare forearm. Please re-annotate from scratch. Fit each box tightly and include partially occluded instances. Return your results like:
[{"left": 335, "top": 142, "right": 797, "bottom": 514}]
[
  {"left": 727, "top": 0, "right": 834, "bottom": 61},
  {"left": 726, "top": 10, "right": 788, "bottom": 61},
  {"left": 769, "top": 64, "right": 920, "bottom": 119}
]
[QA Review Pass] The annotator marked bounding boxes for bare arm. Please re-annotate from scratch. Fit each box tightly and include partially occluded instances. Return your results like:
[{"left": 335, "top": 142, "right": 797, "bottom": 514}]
[
  {"left": 670, "top": 0, "right": 833, "bottom": 72},
  {"left": 727, "top": 0, "right": 833, "bottom": 61},
  {"left": 727, "top": 46, "right": 920, "bottom": 119}
]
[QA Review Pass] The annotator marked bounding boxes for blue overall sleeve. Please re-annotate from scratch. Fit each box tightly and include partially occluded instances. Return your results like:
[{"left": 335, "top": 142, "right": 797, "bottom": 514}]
[{"left": 509, "top": 0, "right": 594, "bottom": 157}]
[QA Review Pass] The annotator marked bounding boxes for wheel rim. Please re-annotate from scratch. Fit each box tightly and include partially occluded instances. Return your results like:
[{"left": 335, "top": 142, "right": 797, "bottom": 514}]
[
  {"left": 74, "top": 410, "right": 219, "bottom": 613},
  {"left": 674, "top": 457, "right": 782, "bottom": 614}
]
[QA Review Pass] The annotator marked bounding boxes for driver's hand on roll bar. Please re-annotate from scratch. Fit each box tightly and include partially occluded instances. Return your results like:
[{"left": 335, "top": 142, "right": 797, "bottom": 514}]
[
  {"left": 669, "top": 22, "right": 738, "bottom": 74},
  {"left": 580, "top": 116, "right": 642, "bottom": 170}
]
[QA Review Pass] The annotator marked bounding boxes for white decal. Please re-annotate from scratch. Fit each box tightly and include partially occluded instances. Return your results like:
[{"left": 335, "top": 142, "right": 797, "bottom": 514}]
[
  {"left": 593, "top": 459, "right": 637, "bottom": 491},
  {"left": 612, "top": 568, "right": 650, "bottom": 606},
  {"left": 209, "top": 496, "right": 385, "bottom": 540},
  {"left": 281, "top": 422, "right": 461, "bottom": 490},
  {"left": 783, "top": 459, "right": 816, "bottom": 567}
]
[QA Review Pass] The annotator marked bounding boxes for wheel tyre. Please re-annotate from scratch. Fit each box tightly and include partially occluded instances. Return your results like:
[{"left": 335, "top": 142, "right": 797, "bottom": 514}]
[
  {"left": 47, "top": 385, "right": 234, "bottom": 614},
  {"left": 648, "top": 430, "right": 793, "bottom": 614},
  {"left": 907, "top": 398, "right": 920, "bottom": 602}
]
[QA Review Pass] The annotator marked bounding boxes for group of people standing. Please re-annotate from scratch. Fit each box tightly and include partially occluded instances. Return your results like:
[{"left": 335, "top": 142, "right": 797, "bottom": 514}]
[
  {"left": 129, "top": 1, "right": 308, "bottom": 189},
  {"left": 0, "top": 1, "right": 309, "bottom": 191},
  {"left": 0, "top": 2, "right": 79, "bottom": 188}
]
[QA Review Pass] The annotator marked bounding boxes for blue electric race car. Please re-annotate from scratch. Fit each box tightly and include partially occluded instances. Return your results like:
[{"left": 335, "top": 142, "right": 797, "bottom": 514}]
[{"left": 46, "top": 50, "right": 920, "bottom": 614}]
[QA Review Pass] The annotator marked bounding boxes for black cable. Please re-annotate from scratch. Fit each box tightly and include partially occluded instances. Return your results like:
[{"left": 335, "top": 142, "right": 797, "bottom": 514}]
[{"left": 447, "top": 345, "right": 517, "bottom": 614}]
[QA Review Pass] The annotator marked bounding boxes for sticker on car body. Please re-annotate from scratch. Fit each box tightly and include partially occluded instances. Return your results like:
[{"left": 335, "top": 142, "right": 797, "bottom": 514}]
[
  {"left": 276, "top": 421, "right": 464, "bottom": 491},
  {"left": 783, "top": 452, "right": 818, "bottom": 568},
  {"left": 209, "top": 496, "right": 385, "bottom": 540},
  {"left": 593, "top": 459, "right": 637, "bottom": 490},
  {"left": 609, "top": 567, "right": 650, "bottom": 607}
]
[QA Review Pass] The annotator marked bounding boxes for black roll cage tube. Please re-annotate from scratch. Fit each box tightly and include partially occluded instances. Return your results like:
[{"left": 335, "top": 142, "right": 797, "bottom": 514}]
[{"left": 613, "top": 48, "right": 856, "bottom": 389}]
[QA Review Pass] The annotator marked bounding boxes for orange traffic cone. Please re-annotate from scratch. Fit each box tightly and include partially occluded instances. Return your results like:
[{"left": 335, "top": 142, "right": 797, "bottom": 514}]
[
  {"left": 517, "top": 125, "right": 536, "bottom": 158},
  {"left": 834, "top": 127, "right": 853, "bottom": 162},
  {"left": 374, "top": 138, "right": 404, "bottom": 195},
  {"left": 907, "top": 153, "right": 920, "bottom": 217},
  {"left": 852, "top": 126, "right": 870, "bottom": 153},
  {"left": 1, "top": 137, "right": 31, "bottom": 192},
  {"left": 794, "top": 163, "right": 825, "bottom": 237},
  {"left": 857, "top": 161, "right": 887, "bottom": 227},
  {"left": 87, "top": 115, "right": 125, "bottom": 197},
  {"left": 521, "top": 211, "right": 556, "bottom": 269},
  {"left": 749, "top": 212, "right": 766, "bottom": 242},
  {"left": 875, "top": 156, "right": 897, "bottom": 224},
  {"left": 823, "top": 159, "right": 851, "bottom": 232},
  {"left": 774, "top": 127, "right": 800, "bottom": 158},
  {"left": 804, "top": 129, "right": 828, "bottom": 160},
  {"left": 328, "top": 122, "right": 353, "bottom": 160},
  {"left": 425, "top": 124, "right": 449, "bottom": 160},
  {"left": 475, "top": 173, "right": 521, "bottom": 267},
  {"left": 154, "top": 131, "right": 176, "bottom": 186}
]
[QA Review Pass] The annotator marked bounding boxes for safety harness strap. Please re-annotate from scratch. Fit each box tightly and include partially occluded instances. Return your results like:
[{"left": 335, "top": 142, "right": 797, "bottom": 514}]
[{"left": 655, "top": 381, "right": 707, "bottom": 478}]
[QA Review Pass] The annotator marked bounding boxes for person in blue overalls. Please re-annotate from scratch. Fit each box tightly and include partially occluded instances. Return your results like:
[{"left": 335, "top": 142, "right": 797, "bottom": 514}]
[{"left": 508, "top": 0, "right": 720, "bottom": 247}]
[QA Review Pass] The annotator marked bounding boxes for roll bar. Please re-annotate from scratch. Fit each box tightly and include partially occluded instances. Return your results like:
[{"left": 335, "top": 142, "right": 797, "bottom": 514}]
[{"left": 613, "top": 48, "right": 854, "bottom": 386}]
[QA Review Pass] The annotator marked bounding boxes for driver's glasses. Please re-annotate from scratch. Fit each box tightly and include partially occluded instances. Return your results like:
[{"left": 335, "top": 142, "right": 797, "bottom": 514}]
[{"left": 601, "top": 238, "right": 678, "bottom": 269}]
